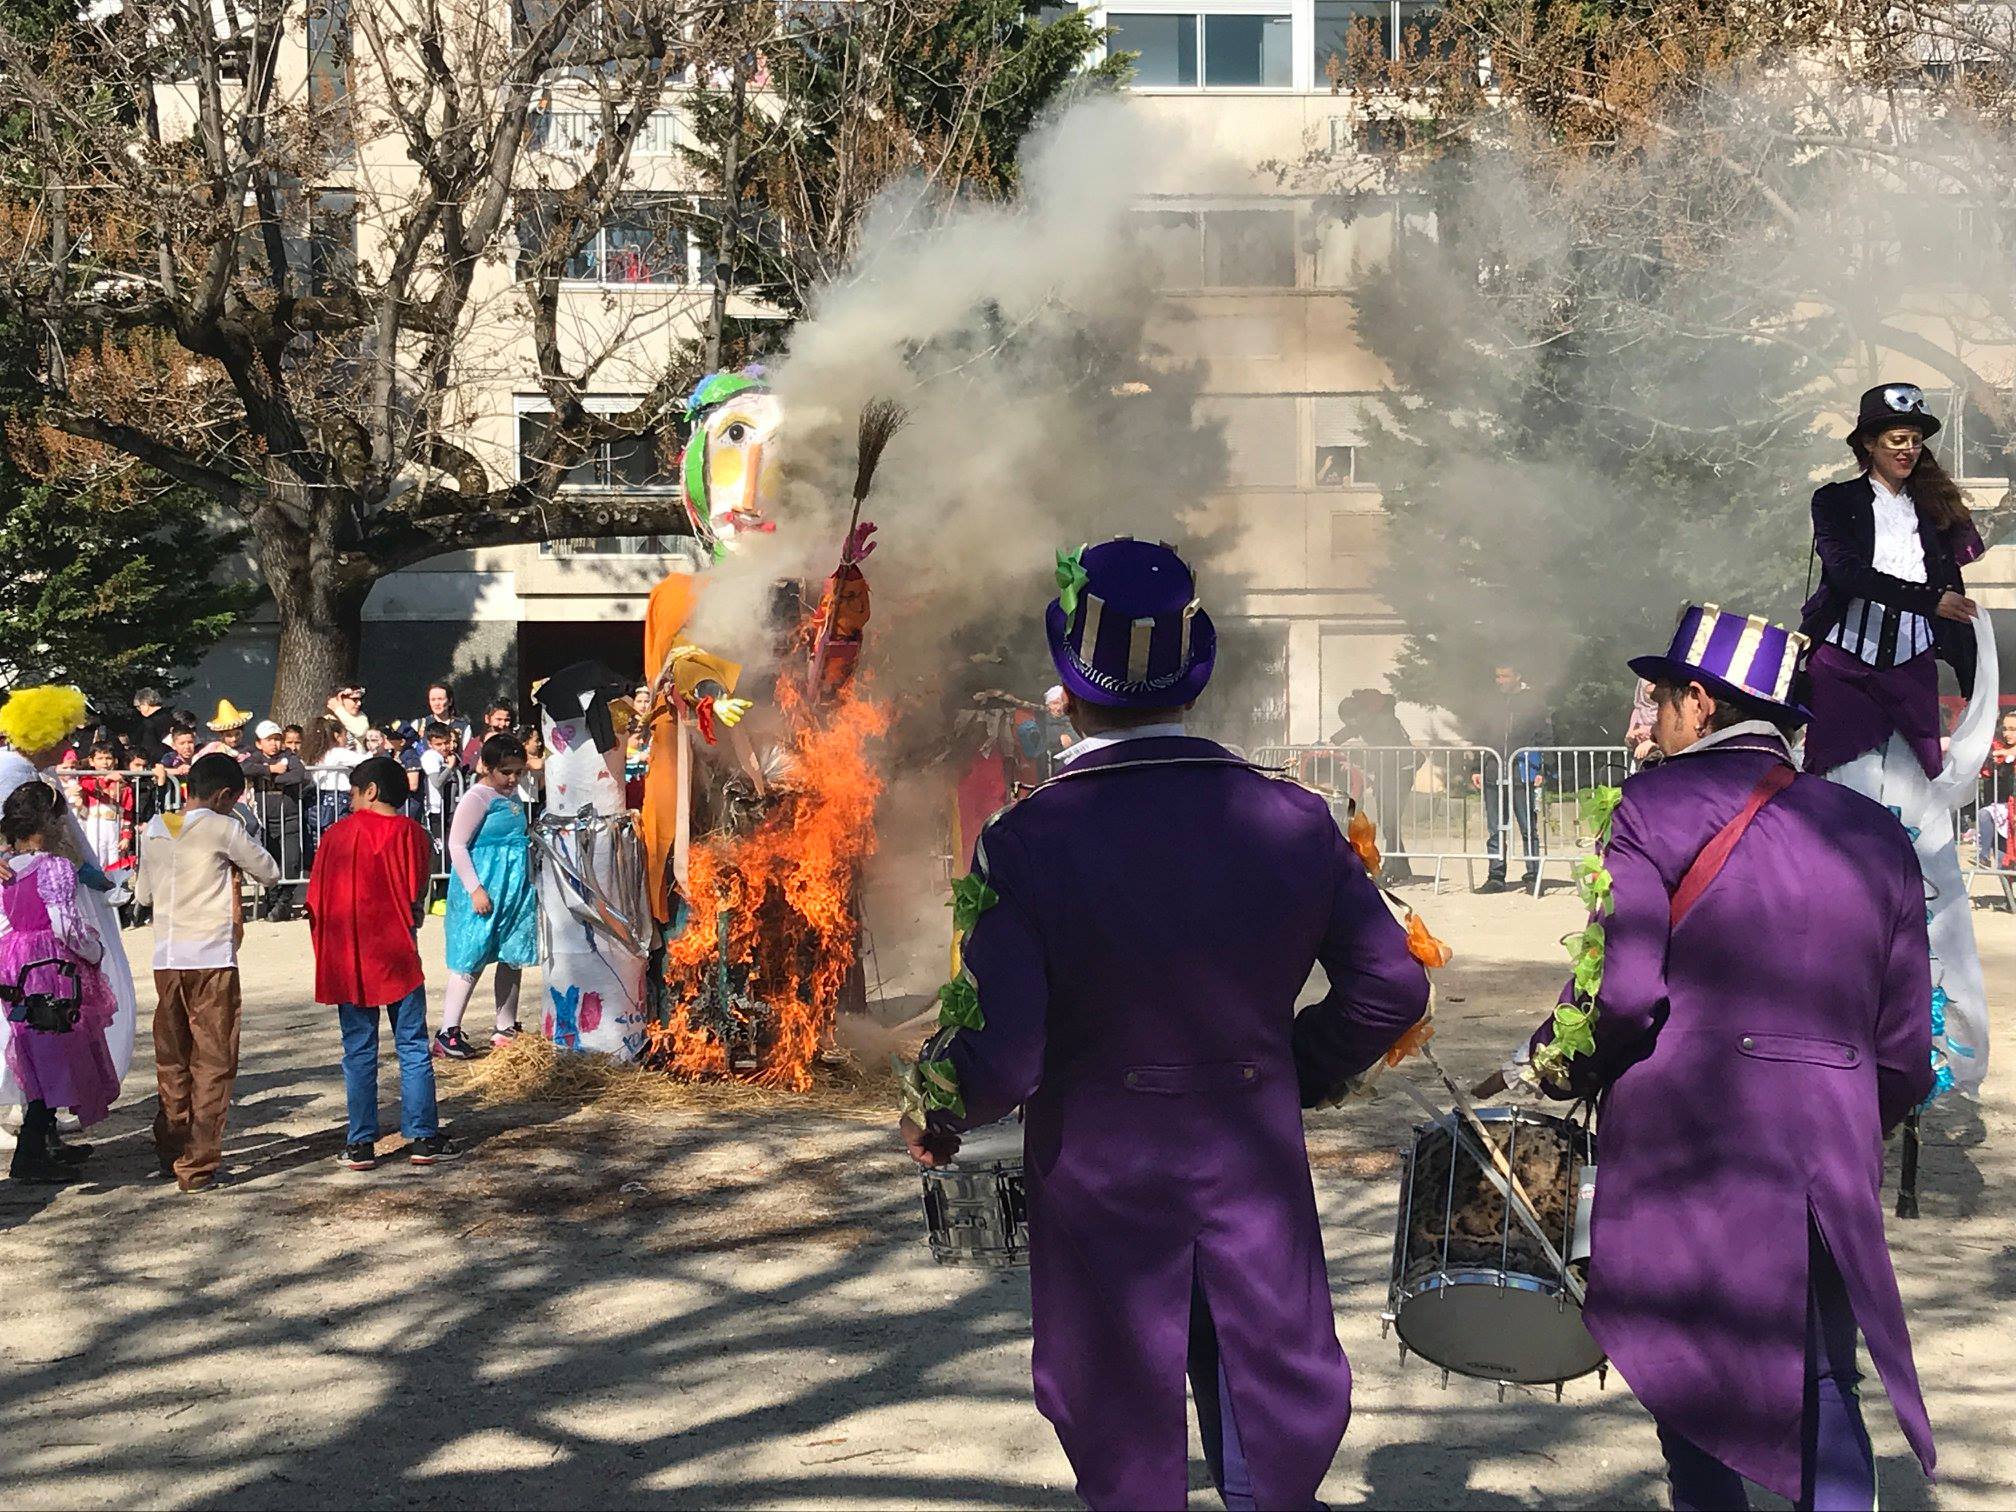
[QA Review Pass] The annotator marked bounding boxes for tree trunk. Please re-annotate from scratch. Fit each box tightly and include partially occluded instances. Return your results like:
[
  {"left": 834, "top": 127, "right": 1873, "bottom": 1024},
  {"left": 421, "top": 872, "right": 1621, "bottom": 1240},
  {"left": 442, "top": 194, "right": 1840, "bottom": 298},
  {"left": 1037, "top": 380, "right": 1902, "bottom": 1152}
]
[
  {"left": 254, "top": 469, "right": 376, "bottom": 728},
  {"left": 270, "top": 591, "right": 367, "bottom": 728}
]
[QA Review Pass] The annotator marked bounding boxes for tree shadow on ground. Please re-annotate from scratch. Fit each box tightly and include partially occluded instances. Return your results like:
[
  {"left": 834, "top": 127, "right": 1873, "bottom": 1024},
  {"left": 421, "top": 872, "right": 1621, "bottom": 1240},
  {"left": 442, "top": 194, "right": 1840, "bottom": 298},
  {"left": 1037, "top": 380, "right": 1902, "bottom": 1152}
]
[{"left": 0, "top": 944, "right": 2006, "bottom": 1510}]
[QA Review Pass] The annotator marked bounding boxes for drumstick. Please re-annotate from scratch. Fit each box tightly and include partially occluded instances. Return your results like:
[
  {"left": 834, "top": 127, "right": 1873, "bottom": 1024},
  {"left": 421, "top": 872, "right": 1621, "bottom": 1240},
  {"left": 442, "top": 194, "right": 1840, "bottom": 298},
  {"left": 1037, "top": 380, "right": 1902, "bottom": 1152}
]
[{"left": 1393, "top": 1056, "right": 1588, "bottom": 1307}]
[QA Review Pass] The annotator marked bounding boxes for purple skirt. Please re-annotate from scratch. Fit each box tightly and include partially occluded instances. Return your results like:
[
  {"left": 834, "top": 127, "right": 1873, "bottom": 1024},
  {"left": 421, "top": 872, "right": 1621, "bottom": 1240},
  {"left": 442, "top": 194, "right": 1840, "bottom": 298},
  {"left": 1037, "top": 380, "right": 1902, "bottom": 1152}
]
[
  {"left": 1803, "top": 644, "right": 1943, "bottom": 780},
  {"left": 0, "top": 930, "right": 119, "bottom": 1126}
]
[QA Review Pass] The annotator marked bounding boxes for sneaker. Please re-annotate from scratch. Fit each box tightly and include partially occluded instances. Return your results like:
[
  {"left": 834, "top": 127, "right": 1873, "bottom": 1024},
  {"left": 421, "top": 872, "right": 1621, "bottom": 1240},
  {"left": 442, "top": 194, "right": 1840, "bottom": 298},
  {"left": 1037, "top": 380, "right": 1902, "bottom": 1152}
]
[
  {"left": 490, "top": 1023, "right": 521, "bottom": 1049},
  {"left": 432, "top": 1027, "right": 481, "bottom": 1060},
  {"left": 177, "top": 1173, "right": 223, "bottom": 1194},
  {"left": 1476, "top": 877, "right": 1507, "bottom": 895},
  {"left": 408, "top": 1135, "right": 460, "bottom": 1166},
  {"left": 338, "top": 1143, "right": 377, "bottom": 1171}
]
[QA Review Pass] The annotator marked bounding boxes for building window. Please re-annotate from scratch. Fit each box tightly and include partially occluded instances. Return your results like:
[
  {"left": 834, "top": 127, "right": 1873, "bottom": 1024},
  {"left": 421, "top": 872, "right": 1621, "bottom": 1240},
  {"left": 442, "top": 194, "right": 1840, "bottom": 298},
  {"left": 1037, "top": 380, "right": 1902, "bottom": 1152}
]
[
  {"left": 515, "top": 193, "right": 693, "bottom": 284},
  {"left": 1312, "top": 1, "right": 1451, "bottom": 82},
  {"left": 305, "top": 0, "right": 350, "bottom": 120},
  {"left": 1137, "top": 205, "right": 1297, "bottom": 288},
  {"left": 1311, "top": 195, "right": 1438, "bottom": 287},
  {"left": 1109, "top": 11, "right": 1291, "bottom": 89},
  {"left": 1314, "top": 395, "right": 1385, "bottom": 488},
  {"left": 517, "top": 402, "right": 681, "bottom": 492},
  {"left": 510, "top": 0, "right": 683, "bottom": 74},
  {"left": 307, "top": 189, "right": 356, "bottom": 295},
  {"left": 1921, "top": 387, "right": 2009, "bottom": 482}
]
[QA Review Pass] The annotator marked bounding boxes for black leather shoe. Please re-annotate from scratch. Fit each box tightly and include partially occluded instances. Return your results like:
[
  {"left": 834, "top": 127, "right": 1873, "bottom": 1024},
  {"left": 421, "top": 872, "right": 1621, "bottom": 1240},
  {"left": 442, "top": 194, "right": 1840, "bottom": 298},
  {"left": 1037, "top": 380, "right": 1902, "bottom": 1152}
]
[{"left": 9, "top": 1153, "right": 78, "bottom": 1185}]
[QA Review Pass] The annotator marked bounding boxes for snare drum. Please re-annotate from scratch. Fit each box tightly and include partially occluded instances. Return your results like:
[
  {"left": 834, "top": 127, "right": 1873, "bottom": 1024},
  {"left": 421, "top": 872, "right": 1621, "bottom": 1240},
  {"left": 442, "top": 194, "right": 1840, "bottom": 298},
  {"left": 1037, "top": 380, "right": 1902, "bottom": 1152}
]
[
  {"left": 1385, "top": 1106, "right": 1603, "bottom": 1386},
  {"left": 919, "top": 1119, "right": 1028, "bottom": 1268}
]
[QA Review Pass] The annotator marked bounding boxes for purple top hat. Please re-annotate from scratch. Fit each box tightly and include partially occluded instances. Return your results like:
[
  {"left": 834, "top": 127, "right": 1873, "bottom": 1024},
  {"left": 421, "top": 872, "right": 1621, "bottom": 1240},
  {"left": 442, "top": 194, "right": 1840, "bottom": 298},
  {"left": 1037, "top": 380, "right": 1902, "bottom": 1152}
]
[
  {"left": 1046, "top": 538, "right": 1216, "bottom": 709},
  {"left": 1629, "top": 603, "right": 1812, "bottom": 725}
]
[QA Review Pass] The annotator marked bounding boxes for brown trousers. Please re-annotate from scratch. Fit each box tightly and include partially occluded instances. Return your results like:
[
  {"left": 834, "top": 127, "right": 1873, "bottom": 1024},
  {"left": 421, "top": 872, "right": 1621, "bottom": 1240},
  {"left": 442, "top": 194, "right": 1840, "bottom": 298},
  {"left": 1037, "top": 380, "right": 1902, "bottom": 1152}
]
[{"left": 153, "top": 968, "right": 243, "bottom": 1184}]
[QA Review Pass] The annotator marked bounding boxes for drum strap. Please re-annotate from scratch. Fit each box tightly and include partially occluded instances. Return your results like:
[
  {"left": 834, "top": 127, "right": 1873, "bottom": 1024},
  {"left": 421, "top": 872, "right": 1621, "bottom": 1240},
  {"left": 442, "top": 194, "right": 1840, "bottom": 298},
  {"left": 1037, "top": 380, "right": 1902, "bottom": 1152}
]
[{"left": 1669, "top": 763, "right": 1795, "bottom": 929}]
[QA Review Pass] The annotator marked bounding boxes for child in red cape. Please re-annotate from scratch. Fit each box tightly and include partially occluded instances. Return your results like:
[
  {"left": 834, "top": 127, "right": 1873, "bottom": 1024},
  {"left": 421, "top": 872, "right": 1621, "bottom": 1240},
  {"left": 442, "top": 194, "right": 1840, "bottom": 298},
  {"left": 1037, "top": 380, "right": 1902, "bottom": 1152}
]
[{"left": 306, "top": 755, "right": 458, "bottom": 1172}]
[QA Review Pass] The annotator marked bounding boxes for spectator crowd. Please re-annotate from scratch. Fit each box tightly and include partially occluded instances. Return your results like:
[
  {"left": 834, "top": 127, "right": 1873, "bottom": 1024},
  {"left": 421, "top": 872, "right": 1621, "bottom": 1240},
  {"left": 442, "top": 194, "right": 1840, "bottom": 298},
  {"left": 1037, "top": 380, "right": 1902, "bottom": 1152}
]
[{"left": 51, "top": 681, "right": 551, "bottom": 925}]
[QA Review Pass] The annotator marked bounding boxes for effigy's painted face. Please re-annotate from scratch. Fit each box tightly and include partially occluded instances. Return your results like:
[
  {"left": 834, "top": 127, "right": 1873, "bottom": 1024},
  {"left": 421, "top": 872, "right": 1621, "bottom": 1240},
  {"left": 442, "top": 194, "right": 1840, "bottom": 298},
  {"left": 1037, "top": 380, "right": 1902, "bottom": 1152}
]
[{"left": 696, "top": 390, "right": 783, "bottom": 540}]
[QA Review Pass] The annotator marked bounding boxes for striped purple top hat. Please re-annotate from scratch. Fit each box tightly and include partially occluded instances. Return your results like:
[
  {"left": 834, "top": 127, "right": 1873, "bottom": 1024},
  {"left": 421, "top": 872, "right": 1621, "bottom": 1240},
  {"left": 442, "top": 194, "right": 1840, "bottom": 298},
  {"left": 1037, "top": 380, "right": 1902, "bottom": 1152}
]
[
  {"left": 1629, "top": 603, "right": 1813, "bottom": 724},
  {"left": 1046, "top": 538, "right": 1216, "bottom": 709}
]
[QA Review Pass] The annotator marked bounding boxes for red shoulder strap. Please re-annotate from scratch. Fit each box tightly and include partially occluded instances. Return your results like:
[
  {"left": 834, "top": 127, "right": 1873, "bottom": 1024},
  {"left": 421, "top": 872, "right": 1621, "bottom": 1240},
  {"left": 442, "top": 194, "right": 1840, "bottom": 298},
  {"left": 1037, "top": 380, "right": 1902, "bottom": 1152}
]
[{"left": 1670, "top": 763, "right": 1795, "bottom": 929}]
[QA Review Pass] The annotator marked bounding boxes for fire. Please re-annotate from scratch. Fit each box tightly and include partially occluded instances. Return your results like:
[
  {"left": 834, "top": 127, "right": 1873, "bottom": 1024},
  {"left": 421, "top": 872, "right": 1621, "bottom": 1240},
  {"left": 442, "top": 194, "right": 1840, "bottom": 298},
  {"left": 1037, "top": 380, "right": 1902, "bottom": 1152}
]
[{"left": 643, "top": 675, "right": 888, "bottom": 1090}]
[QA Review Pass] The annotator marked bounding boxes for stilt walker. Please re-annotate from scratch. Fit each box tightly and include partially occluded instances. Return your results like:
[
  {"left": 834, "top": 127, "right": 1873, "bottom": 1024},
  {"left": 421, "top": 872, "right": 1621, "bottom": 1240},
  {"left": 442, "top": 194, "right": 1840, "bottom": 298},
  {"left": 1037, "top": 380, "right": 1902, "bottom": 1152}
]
[{"left": 1800, "top": 384, "right": 1994, "bottom": 1130}]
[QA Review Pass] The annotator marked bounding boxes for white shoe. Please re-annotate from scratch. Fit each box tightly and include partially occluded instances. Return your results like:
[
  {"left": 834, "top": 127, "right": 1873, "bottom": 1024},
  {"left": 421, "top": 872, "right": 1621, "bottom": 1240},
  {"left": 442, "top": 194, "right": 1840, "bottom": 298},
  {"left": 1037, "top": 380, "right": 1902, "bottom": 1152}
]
[{"left": 55, "top": 1110, "right": 81, "bottom": 1134}]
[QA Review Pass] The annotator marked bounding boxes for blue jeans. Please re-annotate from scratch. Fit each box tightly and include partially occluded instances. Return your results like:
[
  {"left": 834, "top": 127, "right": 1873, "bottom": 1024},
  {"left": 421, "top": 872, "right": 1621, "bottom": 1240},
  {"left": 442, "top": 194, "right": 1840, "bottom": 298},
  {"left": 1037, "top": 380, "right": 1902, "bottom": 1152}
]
[
  {"left": 338, "top": 987, "right": 439, "bottom": 1146},
  {"left": 305, "top": 792, "right": 346, "bottom": 870},
  {"left": 1485, "top": 775, "right": 1542, "bottom": 881}
]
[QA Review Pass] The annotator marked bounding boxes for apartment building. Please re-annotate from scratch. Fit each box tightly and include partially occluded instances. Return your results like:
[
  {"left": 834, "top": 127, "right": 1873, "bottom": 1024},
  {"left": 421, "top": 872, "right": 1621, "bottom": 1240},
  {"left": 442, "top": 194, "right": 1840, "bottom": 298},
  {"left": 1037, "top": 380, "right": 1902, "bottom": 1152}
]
[{"left": 191, "top": 0, "right": 2015, "bottom": 742}]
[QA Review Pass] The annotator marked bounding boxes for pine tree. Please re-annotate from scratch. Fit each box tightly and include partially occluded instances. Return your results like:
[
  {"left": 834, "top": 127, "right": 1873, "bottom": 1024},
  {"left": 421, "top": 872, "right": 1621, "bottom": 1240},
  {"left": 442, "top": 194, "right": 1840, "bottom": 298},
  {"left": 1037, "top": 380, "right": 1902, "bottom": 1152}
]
[{"left": 0, "top": 472, "right": 259, "bottom": 707}]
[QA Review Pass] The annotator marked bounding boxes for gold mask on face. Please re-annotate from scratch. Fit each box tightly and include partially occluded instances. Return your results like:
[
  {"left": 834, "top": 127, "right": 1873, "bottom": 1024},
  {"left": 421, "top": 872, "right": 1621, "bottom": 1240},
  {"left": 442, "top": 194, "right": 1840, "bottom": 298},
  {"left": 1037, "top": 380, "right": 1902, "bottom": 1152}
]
[{"left": 1875, "top": 427, "right": 1924, "bottom": 455}]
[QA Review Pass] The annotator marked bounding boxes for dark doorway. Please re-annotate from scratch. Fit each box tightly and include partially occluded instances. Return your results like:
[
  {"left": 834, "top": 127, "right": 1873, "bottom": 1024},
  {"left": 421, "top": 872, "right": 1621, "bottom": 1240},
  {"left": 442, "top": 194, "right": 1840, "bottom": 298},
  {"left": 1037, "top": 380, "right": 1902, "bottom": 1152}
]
[{"left": 516, "top": 621, "right": 645, "bottom": 710}]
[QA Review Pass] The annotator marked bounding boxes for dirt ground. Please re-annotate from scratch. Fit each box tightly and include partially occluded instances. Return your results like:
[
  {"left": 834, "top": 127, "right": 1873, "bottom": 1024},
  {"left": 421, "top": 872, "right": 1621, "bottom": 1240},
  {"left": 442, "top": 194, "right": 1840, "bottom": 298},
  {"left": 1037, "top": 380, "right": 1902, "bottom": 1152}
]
[{"left": 0, "top": 870, "right": 2010, "bottom": 1510}]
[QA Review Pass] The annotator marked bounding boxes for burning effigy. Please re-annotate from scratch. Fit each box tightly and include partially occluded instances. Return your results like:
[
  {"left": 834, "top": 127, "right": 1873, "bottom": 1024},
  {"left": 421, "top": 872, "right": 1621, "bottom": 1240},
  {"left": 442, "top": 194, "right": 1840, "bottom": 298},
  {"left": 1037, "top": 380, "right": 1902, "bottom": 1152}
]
[{"left": 528, "top": 366, "right": 898, "bottom": 1091}]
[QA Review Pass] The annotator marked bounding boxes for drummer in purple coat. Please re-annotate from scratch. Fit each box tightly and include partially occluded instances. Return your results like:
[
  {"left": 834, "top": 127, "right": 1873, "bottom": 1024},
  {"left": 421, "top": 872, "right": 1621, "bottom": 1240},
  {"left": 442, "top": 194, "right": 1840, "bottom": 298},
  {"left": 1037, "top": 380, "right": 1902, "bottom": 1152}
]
[
  {"left": 898, "top": 539, "right": 1430, "bottom": 1511},
  {"left": 1504, "top": 604, "right": 1936, "bottom": 1512}
]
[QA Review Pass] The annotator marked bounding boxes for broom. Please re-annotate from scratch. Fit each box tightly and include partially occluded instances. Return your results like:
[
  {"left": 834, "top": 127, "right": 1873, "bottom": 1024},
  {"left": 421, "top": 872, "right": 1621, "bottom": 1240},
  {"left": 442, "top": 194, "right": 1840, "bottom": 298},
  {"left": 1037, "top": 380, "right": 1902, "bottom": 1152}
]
[{"left": 811, "top": 397, "right": 907, "bottom": 691}]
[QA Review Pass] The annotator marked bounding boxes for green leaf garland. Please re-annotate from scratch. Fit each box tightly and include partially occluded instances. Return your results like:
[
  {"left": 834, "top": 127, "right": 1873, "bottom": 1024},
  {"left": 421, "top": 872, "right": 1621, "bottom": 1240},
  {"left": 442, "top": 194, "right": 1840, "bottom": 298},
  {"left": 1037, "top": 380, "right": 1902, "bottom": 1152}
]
[
  {"left": 936, "top": 974, "right": 984, "bottom": 1030},
  {"left": 1535, "top": 792, "right": 1627, "bottom": 1086},
  {"left": 948, "top": 873, "right": 999, "bottom": 935}
]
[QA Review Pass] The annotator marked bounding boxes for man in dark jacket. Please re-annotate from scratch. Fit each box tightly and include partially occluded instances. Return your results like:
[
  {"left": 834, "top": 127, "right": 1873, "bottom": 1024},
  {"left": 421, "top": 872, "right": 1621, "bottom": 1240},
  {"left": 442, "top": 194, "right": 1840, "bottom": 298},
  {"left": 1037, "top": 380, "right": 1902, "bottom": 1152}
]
[
  {"left": 1470, "top": 664, "right": 1551, "bottom": 892},
  {"left": 246, "top": 720, "right": 307, "bottom": 919},
  {"left": 1332, "top": 689, "right": 1417, "bottom": 883}
]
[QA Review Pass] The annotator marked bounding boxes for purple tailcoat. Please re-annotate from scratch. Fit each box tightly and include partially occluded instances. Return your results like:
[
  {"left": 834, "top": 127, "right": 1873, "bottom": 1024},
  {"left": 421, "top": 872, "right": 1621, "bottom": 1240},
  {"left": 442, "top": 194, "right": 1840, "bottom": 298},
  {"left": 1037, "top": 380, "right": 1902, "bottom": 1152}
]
[
  {"left": 932, "top": 736, "right": 1429, "bottom": 1510},
  {"left": 1529, "top": 737, "right": 1935, "bottom": 1500}
]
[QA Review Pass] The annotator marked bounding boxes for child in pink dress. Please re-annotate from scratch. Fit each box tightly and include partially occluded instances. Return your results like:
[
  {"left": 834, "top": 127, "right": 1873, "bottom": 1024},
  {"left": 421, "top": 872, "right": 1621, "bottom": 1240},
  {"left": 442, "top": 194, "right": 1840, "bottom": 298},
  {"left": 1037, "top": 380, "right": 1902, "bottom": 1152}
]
[{"left": 2, "top": 781, "right": 120, "bottom": 1184}]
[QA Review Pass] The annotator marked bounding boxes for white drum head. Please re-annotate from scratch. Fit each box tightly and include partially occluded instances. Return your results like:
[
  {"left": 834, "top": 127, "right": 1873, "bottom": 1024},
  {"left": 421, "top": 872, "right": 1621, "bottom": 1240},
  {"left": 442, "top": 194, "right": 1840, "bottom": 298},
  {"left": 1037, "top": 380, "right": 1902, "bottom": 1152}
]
[
  {"left": 1396, "top": 1271, "right": 1606, "bottom": 1384},
  {"left": 953, "top": 1118, "right": 1024, "bottom": 1166}
]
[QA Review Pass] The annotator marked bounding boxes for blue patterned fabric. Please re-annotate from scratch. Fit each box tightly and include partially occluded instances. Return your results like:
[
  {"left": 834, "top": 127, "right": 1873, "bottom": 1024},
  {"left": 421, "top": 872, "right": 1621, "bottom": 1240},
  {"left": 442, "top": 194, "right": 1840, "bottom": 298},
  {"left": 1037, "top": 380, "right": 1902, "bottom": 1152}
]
[{"left": 444, "top": 794, "right": 538, "bottom": 976}]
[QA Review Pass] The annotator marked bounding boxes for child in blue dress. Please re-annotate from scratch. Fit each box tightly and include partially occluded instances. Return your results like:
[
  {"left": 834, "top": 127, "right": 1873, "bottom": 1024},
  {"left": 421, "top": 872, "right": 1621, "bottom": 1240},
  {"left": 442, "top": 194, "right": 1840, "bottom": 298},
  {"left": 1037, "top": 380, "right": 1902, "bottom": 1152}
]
[{"left": 432, "top": 733, "right": 538, "bottom": 1059}]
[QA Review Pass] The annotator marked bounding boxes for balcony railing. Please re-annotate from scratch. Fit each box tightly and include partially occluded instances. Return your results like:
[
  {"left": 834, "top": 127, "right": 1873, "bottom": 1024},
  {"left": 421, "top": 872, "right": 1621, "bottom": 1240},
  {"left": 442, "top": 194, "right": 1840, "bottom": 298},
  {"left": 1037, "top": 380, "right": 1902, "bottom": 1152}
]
[{"left": 530, "top": 107, "right": 686, "bottom": 157}]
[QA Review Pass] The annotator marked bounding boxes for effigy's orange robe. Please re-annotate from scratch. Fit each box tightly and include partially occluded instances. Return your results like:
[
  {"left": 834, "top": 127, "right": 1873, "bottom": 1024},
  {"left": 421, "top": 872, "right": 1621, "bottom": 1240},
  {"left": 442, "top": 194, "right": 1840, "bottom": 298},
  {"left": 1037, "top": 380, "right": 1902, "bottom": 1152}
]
[{"left": 643, "top": 573, "right": 700, "bottom": 925}]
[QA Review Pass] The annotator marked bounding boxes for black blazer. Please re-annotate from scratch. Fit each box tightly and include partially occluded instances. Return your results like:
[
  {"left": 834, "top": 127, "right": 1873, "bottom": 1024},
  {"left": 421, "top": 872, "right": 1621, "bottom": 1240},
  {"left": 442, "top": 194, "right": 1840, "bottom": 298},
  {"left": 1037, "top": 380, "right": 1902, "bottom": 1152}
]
[{"left": 1798, "top": 474, "right": 1981, "bottom": 696}]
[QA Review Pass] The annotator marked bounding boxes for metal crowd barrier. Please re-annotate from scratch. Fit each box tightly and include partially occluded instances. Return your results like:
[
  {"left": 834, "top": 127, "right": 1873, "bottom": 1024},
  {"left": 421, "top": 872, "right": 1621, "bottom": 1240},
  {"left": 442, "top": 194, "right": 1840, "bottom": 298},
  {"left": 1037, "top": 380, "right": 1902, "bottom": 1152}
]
[
  {"left": 1252, "top": 744, "right": 1506, "bottom": 893},
  {"left": 1961, "top": 761, "right": 2016, "bottom": 907},
  {"left": 54, "top": 763, "right": 468, "bottom": 921},
  {"left": 1510, "top": 746, "right": 1640, "bottom": 898}
]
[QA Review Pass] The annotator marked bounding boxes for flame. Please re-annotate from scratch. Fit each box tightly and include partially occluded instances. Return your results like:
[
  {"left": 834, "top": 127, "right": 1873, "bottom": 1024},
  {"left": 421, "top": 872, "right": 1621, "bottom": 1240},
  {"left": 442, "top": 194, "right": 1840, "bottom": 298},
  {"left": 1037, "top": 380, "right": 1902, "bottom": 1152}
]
[{"left": 642, "top": 674, "right": 887, "bottom": 1091}]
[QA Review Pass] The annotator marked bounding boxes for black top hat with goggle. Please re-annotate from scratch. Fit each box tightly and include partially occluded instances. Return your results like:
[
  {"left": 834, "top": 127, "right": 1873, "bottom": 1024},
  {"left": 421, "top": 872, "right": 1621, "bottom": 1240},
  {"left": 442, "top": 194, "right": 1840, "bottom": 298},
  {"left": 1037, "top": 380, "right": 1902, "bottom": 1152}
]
[{"left": 1850, "top": 383, "right": 1942, "bottom": 442}]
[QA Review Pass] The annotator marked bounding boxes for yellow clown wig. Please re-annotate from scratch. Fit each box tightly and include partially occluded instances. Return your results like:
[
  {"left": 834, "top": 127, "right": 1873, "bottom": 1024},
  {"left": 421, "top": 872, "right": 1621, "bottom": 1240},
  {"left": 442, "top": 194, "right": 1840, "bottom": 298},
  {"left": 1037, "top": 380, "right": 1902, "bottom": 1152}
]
[{"left": 0, "top": 684, "right": 89, "bottom": 754}]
